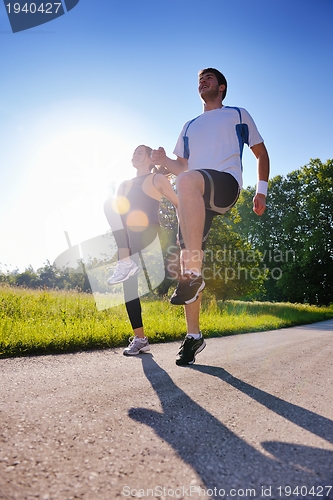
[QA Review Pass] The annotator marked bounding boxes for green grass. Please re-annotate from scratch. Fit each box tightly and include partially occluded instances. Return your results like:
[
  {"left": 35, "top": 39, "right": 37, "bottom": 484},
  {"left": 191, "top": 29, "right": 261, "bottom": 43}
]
[{"left": 0, "top": 285, "right": 332, "bottom": 358}]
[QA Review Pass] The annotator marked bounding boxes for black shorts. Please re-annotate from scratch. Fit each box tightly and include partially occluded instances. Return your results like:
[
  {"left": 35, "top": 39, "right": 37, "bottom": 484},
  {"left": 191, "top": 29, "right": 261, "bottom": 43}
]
[
  {"left": 178, "top": 170, "right": 240, "bottom": 250},
  {"left": 201, "top": 169, "right": 240, "bottom": 214}
]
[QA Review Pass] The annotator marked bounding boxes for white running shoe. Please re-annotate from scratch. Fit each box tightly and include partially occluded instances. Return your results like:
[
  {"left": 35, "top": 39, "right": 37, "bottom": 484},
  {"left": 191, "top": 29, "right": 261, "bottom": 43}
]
[
  {"left": 107, "top": 259, "right": 139, "bottom": 285},
  {"left": 123, "top": 336, "right": 150, "bottom": 356}
]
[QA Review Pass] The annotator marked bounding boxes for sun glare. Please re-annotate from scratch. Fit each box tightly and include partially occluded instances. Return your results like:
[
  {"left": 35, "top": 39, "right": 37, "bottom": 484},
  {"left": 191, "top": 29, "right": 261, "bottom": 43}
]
[
  {"left": 30, "top": 127, "right": 135, "bottom": 264},
  {"left": 10, "top": 99, "right": 158, "bottom": 270},
  {"left": 34, "top": 128, "right": 134, "bottom": 199}
]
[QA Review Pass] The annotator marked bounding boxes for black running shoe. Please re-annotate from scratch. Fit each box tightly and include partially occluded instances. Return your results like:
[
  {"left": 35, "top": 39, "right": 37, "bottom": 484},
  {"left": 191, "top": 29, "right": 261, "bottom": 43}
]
[
  {"left": 176, "top": 335, "right": 206, "bottom": 366},
  {"left": 170, "top": 273, "right": 205, "bottom": 305}
]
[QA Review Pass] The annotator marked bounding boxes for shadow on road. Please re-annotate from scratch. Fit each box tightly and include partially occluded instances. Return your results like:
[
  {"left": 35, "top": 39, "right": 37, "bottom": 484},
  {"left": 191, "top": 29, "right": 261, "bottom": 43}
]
[
  {"left": 192, "top": 364, "right": 333, "bottom": 445},
  {"left": 128, "top": 355, "right": 333, "bottom": 499},
  {"left": 293, "top": 320, "right": 333, "bottom": 331}
]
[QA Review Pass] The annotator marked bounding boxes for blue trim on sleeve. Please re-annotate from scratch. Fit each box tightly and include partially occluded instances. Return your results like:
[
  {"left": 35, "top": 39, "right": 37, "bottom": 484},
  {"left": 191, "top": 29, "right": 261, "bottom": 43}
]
[
  {"left": 182, "top": 107, "right": 249, "bottom": 171},
  {"left": 183, "top": 116, "right": 200, "bottom": 159},
  {"left": 225, "top": 106, "right": 249, "bottom": 171}
]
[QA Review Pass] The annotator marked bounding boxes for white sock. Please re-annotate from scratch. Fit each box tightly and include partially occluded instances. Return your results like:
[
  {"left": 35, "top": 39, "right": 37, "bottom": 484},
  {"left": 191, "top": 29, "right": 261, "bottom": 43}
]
[
  {"left": 183, "top": 269, "right": 201, "bottom": 277},
  {"left": 186, "top": 333, "right": 202, "bottom": 339}
]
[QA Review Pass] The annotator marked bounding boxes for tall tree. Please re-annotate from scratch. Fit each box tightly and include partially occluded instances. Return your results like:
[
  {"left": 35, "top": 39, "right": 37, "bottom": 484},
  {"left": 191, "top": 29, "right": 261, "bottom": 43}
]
[
  {"left": 235, "top": 159, "right": 333, "bottom": 305},
  {"left": 203, "top": 212, "right": 266, "bottom": 301}
]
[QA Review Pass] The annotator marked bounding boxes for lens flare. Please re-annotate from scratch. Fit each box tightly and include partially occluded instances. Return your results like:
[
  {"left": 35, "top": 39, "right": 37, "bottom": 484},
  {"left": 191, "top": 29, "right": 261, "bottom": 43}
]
[
  {"left": 126, "top": 210, "right": 149, "bottom": 231},
  {"left": 111, "top": 196, "right": 130, "bottom": 215}
]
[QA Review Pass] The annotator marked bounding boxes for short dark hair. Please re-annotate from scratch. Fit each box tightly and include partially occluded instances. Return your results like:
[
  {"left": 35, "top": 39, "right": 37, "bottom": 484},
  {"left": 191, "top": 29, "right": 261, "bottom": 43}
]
[{"left": 198, "top": 68, "right": 227, "bottom": 101}]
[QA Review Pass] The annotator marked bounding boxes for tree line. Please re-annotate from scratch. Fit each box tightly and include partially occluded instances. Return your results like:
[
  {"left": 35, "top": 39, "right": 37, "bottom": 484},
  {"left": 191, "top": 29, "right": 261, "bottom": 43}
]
[
  {"left": 233, "top": 158, "right": 333, "bottom": 305},
  {"left": 1, "top": 158, "right": 332, "bottom": 306}
]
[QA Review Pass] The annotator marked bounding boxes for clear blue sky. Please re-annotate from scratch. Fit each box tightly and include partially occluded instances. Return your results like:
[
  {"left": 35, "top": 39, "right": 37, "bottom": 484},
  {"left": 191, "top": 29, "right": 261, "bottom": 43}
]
[{"left": 0, "top": 0, "right": 332, "bottom": 271}]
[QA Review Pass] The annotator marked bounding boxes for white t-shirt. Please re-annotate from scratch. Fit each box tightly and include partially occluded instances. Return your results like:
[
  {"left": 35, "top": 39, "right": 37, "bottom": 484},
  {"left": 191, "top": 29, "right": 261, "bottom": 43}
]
[{"left": 173, "top": 106, "right": 263, "bottom": 188}]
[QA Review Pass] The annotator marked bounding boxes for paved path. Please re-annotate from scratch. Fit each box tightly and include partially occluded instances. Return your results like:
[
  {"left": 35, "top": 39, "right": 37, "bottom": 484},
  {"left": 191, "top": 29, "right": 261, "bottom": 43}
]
[{"left": 1, "top": 320, "right": 333, "bottom": 500}]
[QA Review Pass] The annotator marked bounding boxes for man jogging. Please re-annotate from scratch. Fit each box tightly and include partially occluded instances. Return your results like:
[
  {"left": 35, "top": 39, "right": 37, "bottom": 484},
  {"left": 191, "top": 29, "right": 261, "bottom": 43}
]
[{"left": 151, "top": 68, "right": 269, "bottom": 366}]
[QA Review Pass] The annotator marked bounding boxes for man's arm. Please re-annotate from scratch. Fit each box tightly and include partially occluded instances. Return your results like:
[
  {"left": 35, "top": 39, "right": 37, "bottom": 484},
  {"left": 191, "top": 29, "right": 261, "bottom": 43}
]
[
  {"left": 251, "top": 142, "right": 270, "bottom": 216},
  {"left": 150, "top": 147, "right": 188, "bottom": 176}
]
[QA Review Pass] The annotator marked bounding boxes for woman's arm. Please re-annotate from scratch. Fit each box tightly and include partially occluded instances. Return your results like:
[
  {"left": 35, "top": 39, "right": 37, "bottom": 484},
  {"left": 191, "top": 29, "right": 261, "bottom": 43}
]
[{"left": 116, "top": 180, "right": 127, "bottom": 197}]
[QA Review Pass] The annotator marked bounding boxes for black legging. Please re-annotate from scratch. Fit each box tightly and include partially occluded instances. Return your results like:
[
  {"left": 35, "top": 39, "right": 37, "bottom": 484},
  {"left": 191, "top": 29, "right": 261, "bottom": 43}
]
[{"left": 104, "top": 199, "right": 159, "bottom": 330}]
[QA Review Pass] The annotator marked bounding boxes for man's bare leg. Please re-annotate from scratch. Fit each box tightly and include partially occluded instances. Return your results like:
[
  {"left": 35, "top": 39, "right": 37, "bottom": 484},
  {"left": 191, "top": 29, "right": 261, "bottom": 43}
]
[
  {"left": 176, "top": 294, "right": 206, "bottom": 366},
  {"left": 176, "top": 171, "right": 205, "bottom": 274},
  {"left": 184, "top": 295, "right": 202, "bottom": 335}
]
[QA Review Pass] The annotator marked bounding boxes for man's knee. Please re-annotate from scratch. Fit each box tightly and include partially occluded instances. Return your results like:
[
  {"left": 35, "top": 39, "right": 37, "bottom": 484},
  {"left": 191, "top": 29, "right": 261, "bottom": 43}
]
[{"left": 176, "top": 170, "right": 204, "bottom": 195}]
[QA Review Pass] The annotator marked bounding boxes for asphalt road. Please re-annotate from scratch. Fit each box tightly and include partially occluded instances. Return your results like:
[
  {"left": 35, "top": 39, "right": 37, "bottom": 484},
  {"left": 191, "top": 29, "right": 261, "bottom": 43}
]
[{"left": 0, "top": 320, "right": 333, "bottom": 500}]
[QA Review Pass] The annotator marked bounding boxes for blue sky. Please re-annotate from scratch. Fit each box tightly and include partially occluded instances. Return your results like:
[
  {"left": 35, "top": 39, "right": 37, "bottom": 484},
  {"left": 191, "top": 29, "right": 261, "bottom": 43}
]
[{"left": 0, "top": 0, "right": 332, "bottom": 271}]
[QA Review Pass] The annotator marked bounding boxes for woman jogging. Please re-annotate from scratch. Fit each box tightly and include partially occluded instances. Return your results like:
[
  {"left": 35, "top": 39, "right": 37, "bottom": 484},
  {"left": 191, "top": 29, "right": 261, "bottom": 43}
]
[{"left": 104, "top": 145, "right": 178, "bottom": 356}]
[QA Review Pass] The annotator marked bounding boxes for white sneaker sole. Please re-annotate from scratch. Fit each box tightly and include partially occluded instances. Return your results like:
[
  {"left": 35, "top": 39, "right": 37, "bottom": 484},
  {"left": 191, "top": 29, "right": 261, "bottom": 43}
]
[
  {"left": 107, "top": 266, "right": 139, "bottom": 285},
  {"left": 188, "top": 340, "right": 206, "bottom": 364},
  {"left": 123, "top": 344, "right": 150, "bottom": 356},
  {"left": 184, "top": 280, "right": 206, "bottom": 305}
]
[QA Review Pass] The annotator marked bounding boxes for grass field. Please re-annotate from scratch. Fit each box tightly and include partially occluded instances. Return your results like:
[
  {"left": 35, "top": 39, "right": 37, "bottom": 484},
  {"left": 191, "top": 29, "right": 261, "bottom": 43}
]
[{"left": 0, "top": 285, "right": 332, "bottom": 358}]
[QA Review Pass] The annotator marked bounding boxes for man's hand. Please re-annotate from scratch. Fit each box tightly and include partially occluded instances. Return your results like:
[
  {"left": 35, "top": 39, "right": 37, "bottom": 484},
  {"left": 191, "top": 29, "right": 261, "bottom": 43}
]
[
  {"left": 151, "top": 148, "right": 188, "bottom": 176},
  {"left": 253, "top": 193, "right": 266, "bottom": 216},
  {"left": 150, "top": 147, "right": 167, "bottom": 166}
]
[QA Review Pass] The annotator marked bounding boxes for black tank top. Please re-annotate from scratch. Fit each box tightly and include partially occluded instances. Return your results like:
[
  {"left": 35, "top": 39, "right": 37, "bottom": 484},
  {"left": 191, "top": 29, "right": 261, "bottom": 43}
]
[{"left": 126, "top": 174, "right": 160, "bottom": 225}]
